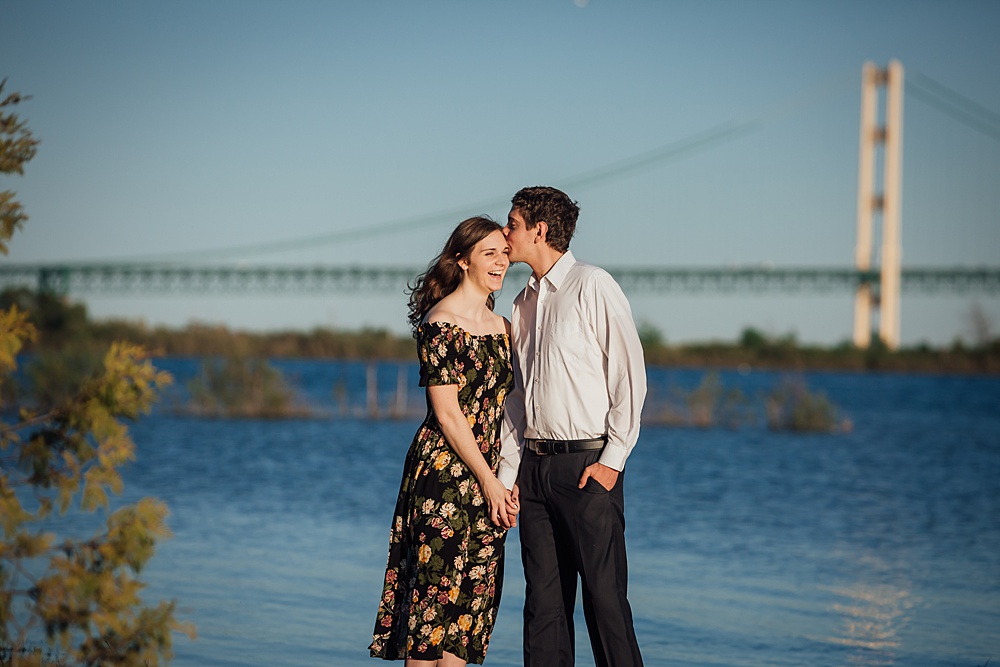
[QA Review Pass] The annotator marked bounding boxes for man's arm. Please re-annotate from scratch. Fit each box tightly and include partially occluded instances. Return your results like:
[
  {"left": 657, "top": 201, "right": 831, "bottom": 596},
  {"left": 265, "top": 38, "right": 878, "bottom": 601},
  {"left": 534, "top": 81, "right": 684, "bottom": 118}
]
[
  {"left": 498, "top": 362, "right": 525, "bottom": 490},
  {"left": 498, "top": 308, "right": 526, "bottom": 491},
  {"left": 593, "top": 271, "right": 647, "bottom": 473}
]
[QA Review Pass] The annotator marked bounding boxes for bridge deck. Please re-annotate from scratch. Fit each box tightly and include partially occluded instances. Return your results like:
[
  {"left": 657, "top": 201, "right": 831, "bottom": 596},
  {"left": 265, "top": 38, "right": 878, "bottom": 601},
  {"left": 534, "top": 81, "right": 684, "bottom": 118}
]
[{"left": 2, "top": 264, "right": 999, "bottom": 295}]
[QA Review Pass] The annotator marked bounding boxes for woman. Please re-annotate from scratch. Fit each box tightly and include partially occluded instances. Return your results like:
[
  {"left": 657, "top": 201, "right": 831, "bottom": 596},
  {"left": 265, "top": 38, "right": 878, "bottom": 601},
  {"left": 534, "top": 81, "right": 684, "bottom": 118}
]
[{"left": 370, "top": 216, "right": 518, "bottom": 666}]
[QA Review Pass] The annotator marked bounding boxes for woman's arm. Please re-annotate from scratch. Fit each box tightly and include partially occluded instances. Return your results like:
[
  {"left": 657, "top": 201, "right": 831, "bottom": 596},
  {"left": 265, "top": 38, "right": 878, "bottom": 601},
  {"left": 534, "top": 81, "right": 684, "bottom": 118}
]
[{"left": 428, "top": 384, "right": 512, "bottom": 529}]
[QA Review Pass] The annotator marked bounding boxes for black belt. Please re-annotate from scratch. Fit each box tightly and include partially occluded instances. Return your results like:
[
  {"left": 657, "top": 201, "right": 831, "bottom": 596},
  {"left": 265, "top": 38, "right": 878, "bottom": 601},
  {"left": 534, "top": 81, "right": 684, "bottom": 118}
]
[{"left": 526, "top": 437, "right": 607, "bottom": 456}]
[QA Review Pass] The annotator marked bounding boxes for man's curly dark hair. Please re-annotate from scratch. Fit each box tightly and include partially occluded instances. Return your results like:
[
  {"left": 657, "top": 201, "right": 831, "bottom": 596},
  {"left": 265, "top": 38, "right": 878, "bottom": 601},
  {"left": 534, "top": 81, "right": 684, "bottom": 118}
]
[{"left": 510, "top": 186, "right": 579, "bottom": 253}]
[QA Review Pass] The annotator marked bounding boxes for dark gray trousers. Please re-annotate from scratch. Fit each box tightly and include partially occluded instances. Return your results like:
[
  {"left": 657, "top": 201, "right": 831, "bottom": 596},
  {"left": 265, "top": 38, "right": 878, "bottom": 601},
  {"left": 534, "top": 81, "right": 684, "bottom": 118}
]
[{"left": 519, "top": 448, "right": 644, "bottom": 667}]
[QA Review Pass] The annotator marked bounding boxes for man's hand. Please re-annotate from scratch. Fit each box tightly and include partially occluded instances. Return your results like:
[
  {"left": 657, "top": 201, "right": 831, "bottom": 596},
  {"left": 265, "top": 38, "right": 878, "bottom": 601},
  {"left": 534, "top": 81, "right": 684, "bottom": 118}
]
[
  {"left": 504, "top": 484, "right": 520, "bottom": 528},
  {"left": 578, "top": 462, "right": 619, "bottom": 492}
]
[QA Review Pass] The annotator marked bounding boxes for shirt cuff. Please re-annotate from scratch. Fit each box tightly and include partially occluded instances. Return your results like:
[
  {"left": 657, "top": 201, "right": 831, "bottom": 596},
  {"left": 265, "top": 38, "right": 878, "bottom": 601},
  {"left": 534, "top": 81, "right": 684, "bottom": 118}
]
[
  {"left": 598, "top": 441, "right": 629, "bottom": 472},
  {"left": 497, "top": 458, "right": 520, "bottom": 490}
]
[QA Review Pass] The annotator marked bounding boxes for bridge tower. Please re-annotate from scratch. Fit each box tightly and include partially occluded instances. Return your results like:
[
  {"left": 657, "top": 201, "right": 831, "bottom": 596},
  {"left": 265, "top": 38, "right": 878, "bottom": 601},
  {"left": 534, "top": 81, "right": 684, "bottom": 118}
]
[{"left": 853, "top": 60, "right": 904, "bottom": 349}]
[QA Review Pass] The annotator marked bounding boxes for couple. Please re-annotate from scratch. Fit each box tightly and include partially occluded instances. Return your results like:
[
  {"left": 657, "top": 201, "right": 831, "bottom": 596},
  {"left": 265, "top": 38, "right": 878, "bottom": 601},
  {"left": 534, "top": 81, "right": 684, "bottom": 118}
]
[{"left": 369, "top": 186, "right": 647, "bottom": 667}]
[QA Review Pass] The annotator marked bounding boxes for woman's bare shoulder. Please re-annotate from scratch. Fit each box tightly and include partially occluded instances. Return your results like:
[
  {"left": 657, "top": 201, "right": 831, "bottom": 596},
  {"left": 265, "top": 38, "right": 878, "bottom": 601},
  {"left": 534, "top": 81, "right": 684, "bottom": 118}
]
[{"left": 423, "top": 302, "right": 458, "bottom": 327}]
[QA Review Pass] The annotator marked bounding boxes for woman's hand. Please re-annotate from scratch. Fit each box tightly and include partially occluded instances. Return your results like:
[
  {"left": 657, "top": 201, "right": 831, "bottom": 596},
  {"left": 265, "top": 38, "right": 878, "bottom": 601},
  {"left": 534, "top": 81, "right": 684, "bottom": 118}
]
[{"left": 481, "top": 474, "right": 512, "bottom": 529}]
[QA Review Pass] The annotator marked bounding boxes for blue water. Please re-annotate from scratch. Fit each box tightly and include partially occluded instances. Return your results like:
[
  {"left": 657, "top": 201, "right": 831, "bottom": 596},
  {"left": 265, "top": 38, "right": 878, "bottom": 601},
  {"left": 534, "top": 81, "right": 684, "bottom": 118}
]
[{"left": 76, "top": 361, "right": 1000, "bottom": 666}]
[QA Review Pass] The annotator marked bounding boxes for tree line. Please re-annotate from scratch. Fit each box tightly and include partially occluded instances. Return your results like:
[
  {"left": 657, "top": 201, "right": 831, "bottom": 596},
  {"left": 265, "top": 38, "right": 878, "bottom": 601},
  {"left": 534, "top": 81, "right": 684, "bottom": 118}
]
[{"left": 5, "top": 286, "right": 999, "bottom": 374}]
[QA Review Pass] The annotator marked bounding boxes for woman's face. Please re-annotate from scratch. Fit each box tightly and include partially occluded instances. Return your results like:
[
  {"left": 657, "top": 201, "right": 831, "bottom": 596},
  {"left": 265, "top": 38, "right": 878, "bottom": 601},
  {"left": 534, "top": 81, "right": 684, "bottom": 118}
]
[{"left": 461, "top": 229, "right": 510, "bottom": 294}]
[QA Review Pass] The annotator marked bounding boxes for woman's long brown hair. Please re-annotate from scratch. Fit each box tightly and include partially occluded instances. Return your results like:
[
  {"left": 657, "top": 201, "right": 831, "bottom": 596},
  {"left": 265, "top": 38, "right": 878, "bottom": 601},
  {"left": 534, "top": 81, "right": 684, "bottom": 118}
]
[{"left": 407, "top": 216, "right": 503, "bottom": 334}]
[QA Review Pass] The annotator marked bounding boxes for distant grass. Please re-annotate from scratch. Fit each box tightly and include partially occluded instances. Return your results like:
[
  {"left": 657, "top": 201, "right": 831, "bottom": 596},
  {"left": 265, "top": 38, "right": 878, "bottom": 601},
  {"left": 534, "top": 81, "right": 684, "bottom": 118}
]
[
  {"left": 644, "top": 371, "right": 850, "bottom": 433},
  {"left": 183, "top": 354, "right": 317, "bottom": 419},
  {"left": 764, "top": 376, "right": 851, "bottom": 433}
]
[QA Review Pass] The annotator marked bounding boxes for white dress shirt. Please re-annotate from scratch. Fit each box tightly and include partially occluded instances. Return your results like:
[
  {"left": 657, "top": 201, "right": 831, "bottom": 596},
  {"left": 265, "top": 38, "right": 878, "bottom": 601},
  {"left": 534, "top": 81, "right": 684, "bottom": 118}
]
[{"left": 498, "top": 250, "right": 647, "bottom": 489}]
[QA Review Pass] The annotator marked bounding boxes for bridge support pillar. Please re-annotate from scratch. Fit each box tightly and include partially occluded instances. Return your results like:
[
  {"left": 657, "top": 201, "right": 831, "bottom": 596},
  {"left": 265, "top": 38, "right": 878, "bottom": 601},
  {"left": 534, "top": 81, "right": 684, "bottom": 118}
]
[{"left": 853, "top": 60, "right": 904, "bottom": 349}]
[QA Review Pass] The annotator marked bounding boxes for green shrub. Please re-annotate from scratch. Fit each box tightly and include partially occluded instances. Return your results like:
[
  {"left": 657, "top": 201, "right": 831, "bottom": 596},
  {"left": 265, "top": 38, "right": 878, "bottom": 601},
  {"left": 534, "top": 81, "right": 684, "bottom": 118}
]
[
  {"left": 764, "top": 376, "right": 849, "bottom": 433},
  {"left": 644, "top": 371, "right": 755, "bottom": 429},
  {"left": 186, "top": 354, "right": 312, "bottom": 419}
]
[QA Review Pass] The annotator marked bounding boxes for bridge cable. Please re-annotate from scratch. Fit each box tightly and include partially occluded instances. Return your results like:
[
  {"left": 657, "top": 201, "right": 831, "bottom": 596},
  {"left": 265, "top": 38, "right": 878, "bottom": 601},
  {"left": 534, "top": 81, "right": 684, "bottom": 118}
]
[
  {"left": 106, "top": 68, "right": 857, "bottom": 264},
  {"left": 907, "top": 71, "right": 1000, "bottom": 142}
]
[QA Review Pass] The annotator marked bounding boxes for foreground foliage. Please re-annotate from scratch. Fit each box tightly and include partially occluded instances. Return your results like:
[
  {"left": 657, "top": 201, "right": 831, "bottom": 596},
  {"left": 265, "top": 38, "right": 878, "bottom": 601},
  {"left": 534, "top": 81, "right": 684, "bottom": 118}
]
[
  {"left": 1, "top": 338, "right": 190, "bottom": 666},
  {"left": 1, "top": 79, "right": 191, "bottom": 667},
  {"left": 0, "top": 80, "right": 37, "bottom": 254}
]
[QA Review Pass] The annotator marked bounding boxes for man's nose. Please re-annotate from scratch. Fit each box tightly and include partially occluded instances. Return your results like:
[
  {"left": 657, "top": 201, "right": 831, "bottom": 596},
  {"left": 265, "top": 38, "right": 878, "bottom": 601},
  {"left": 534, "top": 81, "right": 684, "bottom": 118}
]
[{"left": 501, "top": 226, "right": 510, "bottom": 236}]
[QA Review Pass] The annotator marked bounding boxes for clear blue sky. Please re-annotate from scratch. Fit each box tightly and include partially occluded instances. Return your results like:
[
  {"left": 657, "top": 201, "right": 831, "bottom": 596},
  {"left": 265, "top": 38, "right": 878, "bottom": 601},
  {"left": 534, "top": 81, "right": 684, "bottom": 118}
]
[{"left": 3, "top": 0, "right": 999, "bottom": 345}]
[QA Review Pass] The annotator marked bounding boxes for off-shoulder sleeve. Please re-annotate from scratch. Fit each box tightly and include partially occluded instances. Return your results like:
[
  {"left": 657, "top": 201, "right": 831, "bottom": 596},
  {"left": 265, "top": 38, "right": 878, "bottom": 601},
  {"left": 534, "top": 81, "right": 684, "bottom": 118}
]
[{"left": 417, "top": 322, "right": 467, "bottom": 388}]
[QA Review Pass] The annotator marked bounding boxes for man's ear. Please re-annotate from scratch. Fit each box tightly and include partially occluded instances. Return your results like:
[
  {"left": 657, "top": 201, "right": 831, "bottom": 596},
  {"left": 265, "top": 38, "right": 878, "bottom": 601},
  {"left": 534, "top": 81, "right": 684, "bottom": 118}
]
[{"left": 534, "top": 221, "right": 548, "bottom": 244}]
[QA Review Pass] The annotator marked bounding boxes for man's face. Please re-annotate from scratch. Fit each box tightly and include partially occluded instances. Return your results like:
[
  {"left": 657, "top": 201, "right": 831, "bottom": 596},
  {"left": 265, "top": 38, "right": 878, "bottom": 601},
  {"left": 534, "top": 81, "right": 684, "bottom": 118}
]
[{"left": 503, "top": 208, "right": 534, "bottom": 263}]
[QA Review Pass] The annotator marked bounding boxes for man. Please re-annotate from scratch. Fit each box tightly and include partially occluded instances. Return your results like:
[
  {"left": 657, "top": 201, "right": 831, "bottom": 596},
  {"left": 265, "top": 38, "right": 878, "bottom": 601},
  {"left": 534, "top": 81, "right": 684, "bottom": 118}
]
[{"left": 497, "top": 186, "right": 647, "bottom": 667}]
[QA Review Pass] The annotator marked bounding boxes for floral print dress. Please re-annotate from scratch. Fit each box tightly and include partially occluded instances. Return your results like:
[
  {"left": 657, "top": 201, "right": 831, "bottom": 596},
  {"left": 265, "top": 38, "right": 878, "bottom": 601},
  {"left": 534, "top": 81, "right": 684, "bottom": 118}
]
[{"left": 370, "top": 321, "right": 514, "bottom": 664}]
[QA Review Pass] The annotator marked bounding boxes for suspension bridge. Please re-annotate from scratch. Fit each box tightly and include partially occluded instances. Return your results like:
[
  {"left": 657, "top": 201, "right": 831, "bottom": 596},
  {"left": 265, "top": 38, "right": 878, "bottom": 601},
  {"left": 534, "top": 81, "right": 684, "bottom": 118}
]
[{"left": 3, "top": 61, "right": 998, "bottom": 348}]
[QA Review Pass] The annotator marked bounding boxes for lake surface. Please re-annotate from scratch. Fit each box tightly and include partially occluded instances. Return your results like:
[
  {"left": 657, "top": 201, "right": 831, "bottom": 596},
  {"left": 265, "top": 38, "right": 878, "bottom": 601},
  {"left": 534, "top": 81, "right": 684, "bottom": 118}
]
[{"left": 80, "top": 360, "right": 1000, "bottom": 666}]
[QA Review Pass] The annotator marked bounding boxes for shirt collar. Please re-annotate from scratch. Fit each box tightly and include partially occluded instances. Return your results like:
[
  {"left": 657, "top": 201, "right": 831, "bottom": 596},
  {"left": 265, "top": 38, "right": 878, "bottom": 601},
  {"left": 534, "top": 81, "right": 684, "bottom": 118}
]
[{"left": 527, "top": 250, "right": 576, "bottom": 293}]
